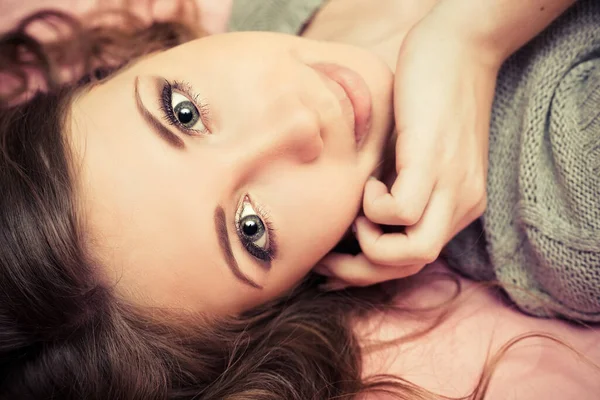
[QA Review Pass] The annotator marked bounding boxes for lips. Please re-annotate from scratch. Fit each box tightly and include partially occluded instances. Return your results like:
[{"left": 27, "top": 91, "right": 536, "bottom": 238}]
[{"left": 310, "top": 63, "right": 373, "bottom": 149}]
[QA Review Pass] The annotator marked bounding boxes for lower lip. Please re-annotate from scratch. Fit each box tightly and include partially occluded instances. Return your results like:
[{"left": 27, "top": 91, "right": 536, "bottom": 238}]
[{"left": 310, "top": 63, "right": 373, "bottom": 148}]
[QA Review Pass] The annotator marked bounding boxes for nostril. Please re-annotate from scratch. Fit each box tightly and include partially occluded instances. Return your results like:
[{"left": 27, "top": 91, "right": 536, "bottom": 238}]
[{"left": 300, "top": 133, "right": 324, "bottom": 163}]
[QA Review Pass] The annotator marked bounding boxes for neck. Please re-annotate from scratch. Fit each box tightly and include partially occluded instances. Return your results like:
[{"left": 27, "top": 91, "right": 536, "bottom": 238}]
[{"left": 301, "top": 0, "right": 439, "bottom": 69}]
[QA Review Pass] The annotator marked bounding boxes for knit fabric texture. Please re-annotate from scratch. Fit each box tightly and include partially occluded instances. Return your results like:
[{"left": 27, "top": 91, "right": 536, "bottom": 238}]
[
  {"left": 229, "top": 0, "right": 326, "bottom": 34},
  {"left": 444, "top": 0, "right": 600, "bottom": 322},
  {"left": 227, "top": 0, "right": 600, "bottom": 322}
]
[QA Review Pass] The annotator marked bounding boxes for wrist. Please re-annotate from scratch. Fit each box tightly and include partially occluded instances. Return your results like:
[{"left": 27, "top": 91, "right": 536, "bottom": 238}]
[
  {"left": 417, "top": 3, "right": 508, "bottom": 68},
  {"left": 407, "top": 14, "right": 505, "bottom": 72},
  {"left": 424, "top": 0, "right": 576, "bottom": 63}
]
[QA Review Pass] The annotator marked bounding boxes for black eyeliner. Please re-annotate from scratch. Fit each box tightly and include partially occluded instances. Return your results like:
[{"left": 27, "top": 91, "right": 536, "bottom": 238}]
[
  {"left": 234, "top": 196, "right": 278, "bottom": 266},
  {"left": 157, "top": 78, "right": 210, "bottom": 135}
]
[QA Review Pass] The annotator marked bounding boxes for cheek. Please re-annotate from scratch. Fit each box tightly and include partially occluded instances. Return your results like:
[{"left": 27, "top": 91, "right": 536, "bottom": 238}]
[
  {"left": 267, "top": 167, "right": 363, "bottom": 265},
  {"left": 255, "top": 172, "right": 362, "bottom": 304}
]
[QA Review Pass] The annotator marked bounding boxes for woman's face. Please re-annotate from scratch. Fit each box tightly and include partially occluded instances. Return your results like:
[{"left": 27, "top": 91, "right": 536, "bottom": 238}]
[{"left": 69, "top": 32, "right": 393, "bottom": 314}]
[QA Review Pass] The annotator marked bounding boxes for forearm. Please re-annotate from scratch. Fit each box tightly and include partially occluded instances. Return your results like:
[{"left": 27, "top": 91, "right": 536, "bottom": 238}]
[{"left": 429, "top": 0, "right": 577, "bottom": 63}]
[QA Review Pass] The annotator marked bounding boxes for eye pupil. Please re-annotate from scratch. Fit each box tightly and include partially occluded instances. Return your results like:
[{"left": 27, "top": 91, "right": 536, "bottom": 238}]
[
  {"left": 173, "top": 100, "right": 199, "bottom": 127},
  {"left": 178, "top": 107, "right": 193, "bottom": 124},
  {"left": 241, "top": 216, "right": 263, "bottom": 239}
]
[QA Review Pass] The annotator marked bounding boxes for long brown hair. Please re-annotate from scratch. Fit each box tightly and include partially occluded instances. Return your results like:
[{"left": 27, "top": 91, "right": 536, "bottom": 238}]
[{"left": 0, "top": 4, "right": 593, "bottom": 400}]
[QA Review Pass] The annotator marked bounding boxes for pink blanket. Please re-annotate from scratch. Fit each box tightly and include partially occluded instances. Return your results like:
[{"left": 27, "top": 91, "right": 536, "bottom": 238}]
[{"left": 360, "top": 261, "right": 600, "bottom": 399}]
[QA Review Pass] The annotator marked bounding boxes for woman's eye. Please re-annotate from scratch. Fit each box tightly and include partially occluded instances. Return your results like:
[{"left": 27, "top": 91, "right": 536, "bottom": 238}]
[
  {"left": 236, "top": 196, "right": 274, "bottom": 263},
  {"left": 160, "top": 80, "right": 210, "bottom": 134},
  {"left": 238, "top": 201, "right": 268, "bottom": 250},
  {"left": 170, "top": 92, "right": 206, "bottom": 131}
]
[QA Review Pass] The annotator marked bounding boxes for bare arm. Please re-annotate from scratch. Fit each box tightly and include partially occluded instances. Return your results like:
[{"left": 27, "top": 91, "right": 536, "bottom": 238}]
[{"left": 430, "top": 0, "right": 577, "bottom": 63}]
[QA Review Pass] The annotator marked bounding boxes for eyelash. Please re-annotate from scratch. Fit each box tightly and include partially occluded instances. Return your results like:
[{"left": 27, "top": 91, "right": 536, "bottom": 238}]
[
  {"left": 159, "top": 79, "right": 211, "bottom": 134},
  {"left": 235, "top": 196, "right": 277, "bottom": 264},
  {"left": 157, "top": 81, "right": 276, "bottom": 264}
]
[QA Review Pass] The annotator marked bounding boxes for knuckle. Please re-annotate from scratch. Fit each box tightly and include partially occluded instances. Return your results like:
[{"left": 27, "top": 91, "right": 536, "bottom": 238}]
[
  {"left": 363, "top": 203, "right": 382, "bottom": 222},
  {"left": 361, "top": 243, "right": 397, "bottom": 267},
  {"left": 363, "top": 199, "right": 384, "bottom": 223},
  {"left": 358, "top": 234, "right": 376, "bottom": 254},
  {"left": 421, "top": 252, "right": 439, "bottom": 265},
  {"left": 404, "top": 264, "right": 424, "bottom": 277},
  {"left": 361, "top": 206, "right": 375, "bottom": 222},
  {"left": 363, "top": 190, "right": 377, "bottom": 208},
  {"left": 344, "top": 270, "right": 374, "bottom": 287},
  {"left": 394, "top": 206, "right": 421, "bottom": 225},
  {"left": 417, "top": 244, "right": 441, "bottom": 264},
  {"left": 361, "top": 245, "right": 389, "bottom": 266}
]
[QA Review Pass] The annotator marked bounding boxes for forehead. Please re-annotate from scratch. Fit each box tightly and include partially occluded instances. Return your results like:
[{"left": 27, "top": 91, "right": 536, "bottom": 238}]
[{"left": 69, "top": 67, "right": 250, "bottom": 309}]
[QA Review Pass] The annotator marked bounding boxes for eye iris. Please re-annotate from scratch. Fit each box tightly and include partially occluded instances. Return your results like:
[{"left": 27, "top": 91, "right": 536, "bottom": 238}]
[
  {"left": 241, "top": 215, "right": 264, "bottom": 240},
  {"left": 173, "top": 101, "right": 198, "bottom": 127}
]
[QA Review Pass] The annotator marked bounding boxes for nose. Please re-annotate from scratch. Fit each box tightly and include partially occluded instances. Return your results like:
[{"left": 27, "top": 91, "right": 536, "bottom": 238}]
[
  {"left": 235, "top": 100, "right": 324, "bottom": 170},
  {"left": 272, "top": 104, "right": 323, "bottom": 164}
]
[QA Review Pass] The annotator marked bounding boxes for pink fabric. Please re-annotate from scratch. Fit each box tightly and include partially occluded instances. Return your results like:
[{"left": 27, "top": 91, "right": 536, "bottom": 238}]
[
  {"left": 1, "top": 0, "right": 232, "bottom": 34},
  {"left": 359, "top": 260, "right": 600, "bottom": 399}
]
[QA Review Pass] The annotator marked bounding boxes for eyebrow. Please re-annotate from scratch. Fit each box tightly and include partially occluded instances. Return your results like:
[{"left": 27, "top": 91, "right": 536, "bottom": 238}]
[
  {"left": 133, "top": 76, "right": 186, "bottom": 149},
  {"left": 214, "top": 206, "right": 262, "bottom": 289}
]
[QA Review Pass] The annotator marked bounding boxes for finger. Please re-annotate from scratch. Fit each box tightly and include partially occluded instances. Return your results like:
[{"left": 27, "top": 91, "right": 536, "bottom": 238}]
[
  {"left": 357, "top": 188, "right": 454, "bottom": 266},
  {"left": 318, "top": 278, "right": 351, "bottom": 292},
  {"left": 319, "top": 252, "right": 423, "bottom": 288},
  {"left": 388, "top": 153, "right": 436, "bottom": 226},
  {"left": 313, "top": 263, "right": 333, "bottom": 277},
  {"left": 362, "top": 177, "right": 399, "bottom": 225},
  {"left": 354, "top": 216, "right": 425, "bottom": 266},
  {"left": 362, "top": 153, "right": 436, "bottom": 226}
]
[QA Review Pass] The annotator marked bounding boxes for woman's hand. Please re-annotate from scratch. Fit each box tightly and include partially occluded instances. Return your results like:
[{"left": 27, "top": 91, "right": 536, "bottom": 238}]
[
  {"left": 316, "top": 0, "right": 577, "bottom": 289},
  {"left": 318, "top": 20, "right": 500, "bottom": 288}
]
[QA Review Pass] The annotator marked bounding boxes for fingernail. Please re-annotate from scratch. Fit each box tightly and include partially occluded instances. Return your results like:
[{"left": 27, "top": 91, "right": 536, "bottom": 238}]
[
  {"left": 351, "top": 221, "right": 357, "bottom": 236},
  {"left": 368, "top": 175, "right": 378, "bottom": 181}
]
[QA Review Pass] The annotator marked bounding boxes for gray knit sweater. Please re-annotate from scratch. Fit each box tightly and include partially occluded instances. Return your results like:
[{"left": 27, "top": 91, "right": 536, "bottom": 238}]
[{"left": 230, "top": 0, "right": 600, "bottom": 322}]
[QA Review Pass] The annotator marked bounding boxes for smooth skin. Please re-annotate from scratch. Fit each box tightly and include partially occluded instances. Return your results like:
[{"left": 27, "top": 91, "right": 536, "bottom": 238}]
[{"left": 70, "top": 32, "right": 394, "bottom": 314}]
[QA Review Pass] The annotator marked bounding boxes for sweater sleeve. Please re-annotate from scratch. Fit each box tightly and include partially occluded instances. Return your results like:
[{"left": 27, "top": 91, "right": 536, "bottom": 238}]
[
  {"left": 517, "top": 49, "right": 600, "bottom": 320},
  {"left": 448, "top": 0, "right": 600, "bottom": 322},
  {"left": 228, "top": 0, "right": 326, "bottom": 34}
]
